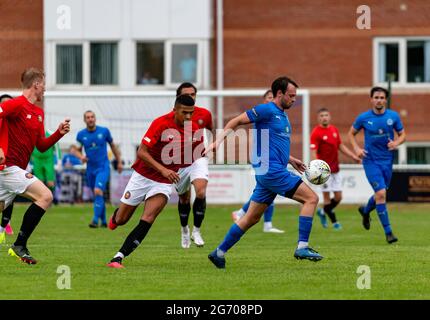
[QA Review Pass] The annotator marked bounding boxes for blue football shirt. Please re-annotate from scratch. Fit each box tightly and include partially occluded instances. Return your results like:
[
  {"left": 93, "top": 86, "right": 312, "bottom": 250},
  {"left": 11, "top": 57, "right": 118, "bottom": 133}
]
[
  {"left": 246, "top": 102, "right": 291, "bottom": 174},
  {"left": 76, "top": 126, "right": 113, "bottom": 168},
  {"left": 352, "top": 109, "right": 403, "bottom": 162}
]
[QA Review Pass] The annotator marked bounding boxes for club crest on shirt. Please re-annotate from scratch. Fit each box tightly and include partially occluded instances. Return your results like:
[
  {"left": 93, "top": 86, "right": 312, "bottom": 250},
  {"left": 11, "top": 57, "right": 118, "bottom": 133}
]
[
  {"left": 198, "top": 119, "right": 204, "bottom": 126},
  {"left": 387, "top": 118, "right": 393, "bottom": 126},
  {"left": 38, "top": 115, "right": 42, "bottom": 122},
  {"left": 97, "top": 133, "right": 103, "bottom": 139},
  {"left": 333, "top": 133, "right": 337, "bottom": 138},
  {"left": 25, "top": 172, "right": 34, "bottom": 179},
  {"left": 124, "top": 191, "right": 131, "bottom": 199}
]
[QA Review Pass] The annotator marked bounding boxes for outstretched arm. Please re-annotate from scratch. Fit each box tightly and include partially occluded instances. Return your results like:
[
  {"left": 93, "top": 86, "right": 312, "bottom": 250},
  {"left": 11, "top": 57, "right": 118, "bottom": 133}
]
[
  {"left": 36, "top": 119, "right": 70, "bottom": 152},
  {"left": 204, "top": 112, "right": 251, "bottom": 155}
]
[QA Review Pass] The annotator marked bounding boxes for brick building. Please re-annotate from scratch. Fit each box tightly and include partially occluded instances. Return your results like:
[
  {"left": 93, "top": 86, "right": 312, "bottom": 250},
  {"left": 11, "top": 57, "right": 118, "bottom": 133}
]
[
  {"left": 0, "top": 0, "right": 428, "bottom": 164},
  {"left": 220, "top": 0, "right": 430, "bottom": 164}
]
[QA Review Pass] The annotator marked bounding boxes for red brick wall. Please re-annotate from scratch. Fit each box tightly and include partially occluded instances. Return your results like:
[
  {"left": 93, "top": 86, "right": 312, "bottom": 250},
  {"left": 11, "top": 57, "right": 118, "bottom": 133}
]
[
  {"left": 0, "top": 0, "right": 43, "bottom": 90},
  {"left": 222, "top": 0, "right": 430, "bottom": 88}
]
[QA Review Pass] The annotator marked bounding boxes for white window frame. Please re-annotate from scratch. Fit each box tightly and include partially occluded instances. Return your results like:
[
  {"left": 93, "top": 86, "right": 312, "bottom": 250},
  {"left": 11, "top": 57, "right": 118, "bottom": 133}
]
[
  {"left": 49, "top": 40, "right": 120, "bottom": 90},
  {"left": 165, "top": 40, "right": 203, "bottom": 89},
  {"left": 373, "top": 37, "right": 430, "bottom": 88},
  {"left": 404, "top": 142, "right": 430, "bottom": 164}
]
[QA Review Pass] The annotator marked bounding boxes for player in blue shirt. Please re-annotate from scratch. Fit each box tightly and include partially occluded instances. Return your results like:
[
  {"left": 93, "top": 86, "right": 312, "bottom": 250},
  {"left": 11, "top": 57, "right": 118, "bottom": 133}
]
[
  {"left": 348, "top": 87, "right": 406, "bottom": 244},
  {"left": 205, "top": 76, "right": 323, "bottom": 269},
  {"left": 76, "top": 111, "right": 123, "bottom": 228}
]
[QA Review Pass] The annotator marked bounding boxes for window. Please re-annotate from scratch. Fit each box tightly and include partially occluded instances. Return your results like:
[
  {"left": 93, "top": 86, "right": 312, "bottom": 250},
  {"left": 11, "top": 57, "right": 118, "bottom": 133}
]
[
  {"left": 90, "top": 43, "right": 118, "bottom": 85},
  {"left": 171, "top": 44, "right": 197, "bottom": 84},
  {"left": 378, "top": 43, "right": 399, "bottom": 82},
  {"left": 375, "top": 37, "right": 430, "bottom": 86},
  {"left": 136, "top": 42, "right": 164, "bottom": 85},
  {"left": 407, "top": 146, "right": 430, "bottom": 164},
  {"left": 56, "top": 45, "right": 83, "bottom": 84}
]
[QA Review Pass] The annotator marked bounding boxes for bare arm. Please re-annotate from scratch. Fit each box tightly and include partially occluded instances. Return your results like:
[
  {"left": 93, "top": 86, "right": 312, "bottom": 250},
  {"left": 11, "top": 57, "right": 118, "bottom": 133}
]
[
  {"left": 74, "top": 145, "right": 88, "bottom": 163},
  {"left": 388, "top": 130, "right": 406, "bottom": 150},
  {"left": 289, "top": 155, "right": 307, "bottom": 174},
  {"left": 339, "top": 143, "right": 361, "bottom": 163},
  {"left": 109, "top": 142, "right": 123, "bottom": 173},
  {"left": 204, "top": 112, "right": 251, "bottom": 155},
  {"left": 137, "top": 144, "right": 180, "bottom": 183},
  {"left": 348, "top": 126, "right": 367, "bottom": 159}
]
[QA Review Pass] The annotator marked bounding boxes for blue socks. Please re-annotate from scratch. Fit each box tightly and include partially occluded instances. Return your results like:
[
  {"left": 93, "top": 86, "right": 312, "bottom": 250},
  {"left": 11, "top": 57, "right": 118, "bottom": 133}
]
[
  {"left": 241, "top": 200, "right": 250, "bottom": 212},
  {"left": 242, "top": 200, "right": 274, "bottom": 222},
  {"left": 218, "top": 224, "right": 245, "bottom": 254},
  {"left": 376, "top": 203, "right": 392, "bottom": 235},
  {"left": 298, "top": 216, "right": 313, "bottom": 243},
  {"left": 364, "top": 196, "right": 376, "bottom": 215},
  {"left": 92, "top": 195, "right": 105, "bottom": 225},
  {"left": 263, "top": 203, "right": 274, "bottom": 223}
]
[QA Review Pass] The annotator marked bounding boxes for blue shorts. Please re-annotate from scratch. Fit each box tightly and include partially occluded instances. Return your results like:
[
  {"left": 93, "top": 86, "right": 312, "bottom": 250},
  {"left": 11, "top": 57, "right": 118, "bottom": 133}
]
[
  {"left": 250, "top": 170, "right": 303, "bottom": 204},
  {"left": 363, "top": 161, "right": 393, "bottom": 192},
  {"left": 86, "top": 166, "right": 110, "bottom": 192}
]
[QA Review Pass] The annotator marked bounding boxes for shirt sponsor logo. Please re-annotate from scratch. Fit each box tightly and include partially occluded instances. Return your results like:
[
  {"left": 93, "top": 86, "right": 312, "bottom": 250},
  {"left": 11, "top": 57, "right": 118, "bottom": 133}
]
[
  {"left": 144, "top": 137, "right": 151, "bottom": 143},
  {"left": 387, "top": 118, "right": 393, "bottom": 125}
]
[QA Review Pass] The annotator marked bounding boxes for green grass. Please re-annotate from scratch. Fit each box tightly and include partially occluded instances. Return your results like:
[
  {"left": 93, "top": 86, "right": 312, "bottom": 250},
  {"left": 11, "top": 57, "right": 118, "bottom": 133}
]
[{"left": 0, "top": 203, "right": 429, "bottom": 299}]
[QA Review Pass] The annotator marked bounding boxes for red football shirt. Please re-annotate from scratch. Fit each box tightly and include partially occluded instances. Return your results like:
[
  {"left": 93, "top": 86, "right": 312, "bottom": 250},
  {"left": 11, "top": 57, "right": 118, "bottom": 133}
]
[
  {"left": 310, "top": 125, "right": 341, "bottom": 173},
  {"left": 192, "top": 106, "right": 213, "bottom": 130},
  {"left": 132, "top": 111, "right": 202, "bottom": 183},
  {"left": 0, "top": 95, "right": 63, "bottom": 170}
]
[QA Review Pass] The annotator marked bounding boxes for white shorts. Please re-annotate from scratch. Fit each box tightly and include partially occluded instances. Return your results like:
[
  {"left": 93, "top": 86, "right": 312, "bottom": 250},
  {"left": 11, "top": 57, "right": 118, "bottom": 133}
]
[
  {"left": 320, "top": 172, "right": 342, "bottom": 193},
  {"left": 176, "top": 157, "right": 209, "bottom": 195},
  {"left": 120, "top": 171, "right": 173, "bottom": 206},
  {"left": 0, "top": 166, "right": 39, "bottom": 210}
]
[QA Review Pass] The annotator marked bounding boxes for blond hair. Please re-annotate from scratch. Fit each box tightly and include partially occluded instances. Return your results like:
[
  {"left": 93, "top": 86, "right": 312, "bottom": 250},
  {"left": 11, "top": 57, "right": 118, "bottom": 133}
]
[{"left": 21, "top": 68, "right": 45, "bottom": 89}]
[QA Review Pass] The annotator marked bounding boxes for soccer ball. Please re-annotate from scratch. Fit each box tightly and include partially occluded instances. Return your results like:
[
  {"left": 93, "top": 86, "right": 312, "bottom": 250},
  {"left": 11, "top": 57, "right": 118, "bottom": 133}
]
[{"left": 305, "top": 160, "right": 331, "bottom": 185}]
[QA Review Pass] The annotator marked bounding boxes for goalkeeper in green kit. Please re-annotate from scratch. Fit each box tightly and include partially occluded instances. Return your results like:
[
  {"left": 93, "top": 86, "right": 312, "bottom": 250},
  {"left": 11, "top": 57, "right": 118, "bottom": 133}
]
[{"left": 31, "top": 130, "right": 61, "bottom": 204}]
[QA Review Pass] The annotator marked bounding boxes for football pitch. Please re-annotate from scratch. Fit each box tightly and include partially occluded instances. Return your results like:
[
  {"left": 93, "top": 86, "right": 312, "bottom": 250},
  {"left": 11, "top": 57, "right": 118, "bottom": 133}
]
[{"left": 0, "top": 203, "right": 429, "bottom": 300}]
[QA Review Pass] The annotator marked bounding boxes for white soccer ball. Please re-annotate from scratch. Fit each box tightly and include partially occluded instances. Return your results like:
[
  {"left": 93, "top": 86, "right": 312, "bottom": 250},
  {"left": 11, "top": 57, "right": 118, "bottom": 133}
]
[{"left": 305, "top": 159, "right": 331, "bottom": 185}]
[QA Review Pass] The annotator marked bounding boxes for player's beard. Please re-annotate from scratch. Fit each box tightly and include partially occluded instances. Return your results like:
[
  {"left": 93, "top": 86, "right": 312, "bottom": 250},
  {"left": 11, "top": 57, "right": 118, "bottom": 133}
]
[{"left": 281, "top": 97, "right": 292, "bottom": 110}]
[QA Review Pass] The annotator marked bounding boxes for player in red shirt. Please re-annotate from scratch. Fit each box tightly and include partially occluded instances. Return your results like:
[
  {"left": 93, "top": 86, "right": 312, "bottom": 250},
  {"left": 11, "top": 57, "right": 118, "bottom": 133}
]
[
  {"left": 106, "top": 94, "right": 202, "bottom": 268},
  {"left": 175, "top": 83, "right": 213, "bottom": 248},
  {"left": 310, "top": 107, "right": 360, "bottom": 229},
  {"left": 0, "top": 94, "right": 15, "bottom": 241},
  {"left": 0, "top": 68, "right": 70, "bottom": 264}
]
